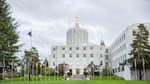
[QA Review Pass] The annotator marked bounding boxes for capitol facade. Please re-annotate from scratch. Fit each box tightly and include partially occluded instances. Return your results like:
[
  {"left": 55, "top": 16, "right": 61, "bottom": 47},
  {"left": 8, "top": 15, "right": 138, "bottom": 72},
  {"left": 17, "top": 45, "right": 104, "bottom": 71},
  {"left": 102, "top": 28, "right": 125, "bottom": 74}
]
[
  {"left": 49, "top": 17, "right": 150, "bottom": 80},
  {"left": 49, "top": 17, "right": 107, "bottom": 75}
]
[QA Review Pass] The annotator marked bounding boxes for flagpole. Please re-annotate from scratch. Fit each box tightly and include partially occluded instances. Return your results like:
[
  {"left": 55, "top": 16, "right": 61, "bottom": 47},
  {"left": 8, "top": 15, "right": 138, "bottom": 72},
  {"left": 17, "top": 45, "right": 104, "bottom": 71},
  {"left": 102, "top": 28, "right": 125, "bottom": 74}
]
[
  {"left": 143, "top": 58, "right": 145, "bottom": 80},
  {"left": 49, "top": 62, "right": 50, "bottom": 80},
  {"left": 30, "top": 28, "right": 32, "bottom": 81},
  {"left": 109, "top": 59, "right": 112, "bottom": 80},
  {"left": 24, "top": 61, "right": 25, "bottom": 81},
  {"left": 32, "top": 61, "right": 34, "bottom": 81},
  {"left": 109, "top": 64, "right": 112, "bottom": 80},
  {"left": 36, "top": 63, "right": 37, "bottom": 81},
  {"left": 45, "top": 64, "right": 46, "bottom": 81},
  {"left": 40, "top": 63, "right": 42, "bottom": 81},
  {"left": 36, "top": 63, "right": 38, "bottom": 81},
  {"left": 3, "top": 57, "right": 5, "bottom": 80},
  {"left": 119, "top": 64, "right": 120, "bottom": 80},
  {"left": 11, "top": 59, "right": 14, "bottom": 81},
  {"left": 107, "top": 63, "right": 109, "bottom": 80},
  {"left": 28, "top": 28, "right": 32, "bottom": 81},
  {"left": 19, "top": 61, "right": 22, "bottom": 81},
  {"left": 134, "top": 59, "right": 137, "bottom": 80},
  {"left": 28, "top": 61, "right": 29, "bottom": 80}
]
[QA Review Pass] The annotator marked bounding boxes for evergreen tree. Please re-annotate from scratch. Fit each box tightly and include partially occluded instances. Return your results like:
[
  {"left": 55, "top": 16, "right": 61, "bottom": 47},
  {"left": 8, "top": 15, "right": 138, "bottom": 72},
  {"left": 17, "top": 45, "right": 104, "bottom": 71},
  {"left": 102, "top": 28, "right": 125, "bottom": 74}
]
[
  {"left": 22, "top": 47, "right": 40, "bottom": 80},
  {"left": 129, "top": 24, "right": 150, "bottom": 80},
  {"left": 22, "top": 47, "right": 40, "bottom": 63},
  {"left": 0, "top": 0, "right": 19, "bottom": 73}
]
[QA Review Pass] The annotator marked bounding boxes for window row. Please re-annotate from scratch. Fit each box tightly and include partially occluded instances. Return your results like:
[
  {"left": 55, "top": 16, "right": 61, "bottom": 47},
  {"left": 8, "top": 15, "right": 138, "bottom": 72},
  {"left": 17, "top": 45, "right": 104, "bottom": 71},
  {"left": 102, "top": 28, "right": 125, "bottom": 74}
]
[
  {"left": 111, "top": 43, "right": 126, "bottom": 57},
  {"left": 111, "top": 34, "right": 126, "bottom": 50},
  {"left": 112, "top": 66, "right": 124, "bottom": 73},
  {"left": 63, "top": 54, "right": 94, "bottom": 58},
  {"left": 112, "top": 53, "right": 127, "bottom": 66},
  {"left": 53, "top": 54, "right": 104, "bottom": 58},
  {"left": 53, "top": 54, "right": 94, "bottom": 58},
  {"left": 53, "top": 46, "right": 103, "bottom": 51}
]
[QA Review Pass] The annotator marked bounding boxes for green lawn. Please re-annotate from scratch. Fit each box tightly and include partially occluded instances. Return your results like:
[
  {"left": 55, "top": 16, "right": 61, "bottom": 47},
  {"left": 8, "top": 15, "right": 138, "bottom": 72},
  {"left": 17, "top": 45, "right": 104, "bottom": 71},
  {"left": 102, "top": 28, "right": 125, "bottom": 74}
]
[
  {"left": 0, "top": 76, "right": 150, "bottom": 84},
  {"left": 0, "top": 75, "right": 124, "bottom": 81},
  {"left": 1, "top": 80, "right": 149, "bottom": 84}
]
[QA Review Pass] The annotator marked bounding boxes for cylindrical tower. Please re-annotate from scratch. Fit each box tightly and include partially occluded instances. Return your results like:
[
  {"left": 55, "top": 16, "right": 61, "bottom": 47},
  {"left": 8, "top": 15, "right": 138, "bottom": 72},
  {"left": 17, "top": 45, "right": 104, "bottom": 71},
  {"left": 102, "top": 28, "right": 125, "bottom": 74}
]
[{"left": 67, "top": 17, "right": 88, "bottom": 45}]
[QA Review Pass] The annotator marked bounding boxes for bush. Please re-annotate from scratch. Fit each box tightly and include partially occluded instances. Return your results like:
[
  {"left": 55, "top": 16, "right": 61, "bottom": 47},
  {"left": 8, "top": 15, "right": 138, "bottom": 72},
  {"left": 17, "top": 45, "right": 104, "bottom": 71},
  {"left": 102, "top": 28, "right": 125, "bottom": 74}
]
[
  {"left": 84, "top": 72, "right": 88, "bottom": 77},
  {"left": 5, "top": 72, "right": 18, "bottom": 78},
  {"left": 94, "top": 72, "right": 99, "bottom": 75},
  {"left": 102, "top": 68, "right": 110, "bottom": 76},
  {"left": 67, "top": 72, "right": 72, "bottom": 76},
  {"left": 0, "top": 73, "right": 2, "bottom": 80}
]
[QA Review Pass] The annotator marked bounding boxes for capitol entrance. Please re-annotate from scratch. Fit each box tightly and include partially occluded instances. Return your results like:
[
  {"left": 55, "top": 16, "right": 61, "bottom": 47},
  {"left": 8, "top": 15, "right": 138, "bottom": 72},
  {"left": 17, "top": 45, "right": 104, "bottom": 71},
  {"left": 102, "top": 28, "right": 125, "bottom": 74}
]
[{"left": 76, "top": 68, "right": 80, "bottom": 75}]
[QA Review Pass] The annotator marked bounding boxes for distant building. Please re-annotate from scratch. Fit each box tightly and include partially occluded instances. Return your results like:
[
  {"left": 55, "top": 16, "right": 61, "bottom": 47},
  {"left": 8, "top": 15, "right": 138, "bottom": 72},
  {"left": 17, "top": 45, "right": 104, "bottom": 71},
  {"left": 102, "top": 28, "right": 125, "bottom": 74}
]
[
  {"left": 49, "top": 17, "right": 107, "bottom": 75},
  {"left": 109, "top": 23, "right": 150, "bottom": 80}
]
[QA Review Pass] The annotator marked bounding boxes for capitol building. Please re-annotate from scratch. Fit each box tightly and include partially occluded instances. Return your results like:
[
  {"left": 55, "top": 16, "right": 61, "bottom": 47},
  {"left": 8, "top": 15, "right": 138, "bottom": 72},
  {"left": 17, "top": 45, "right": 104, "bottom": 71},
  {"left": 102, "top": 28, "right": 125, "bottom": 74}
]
[
  {"left": 49, "top": 17, "right": 150, "bottom": 80},
  {"left": 49, "top": 17, "right": 107, "bottom": 75}
]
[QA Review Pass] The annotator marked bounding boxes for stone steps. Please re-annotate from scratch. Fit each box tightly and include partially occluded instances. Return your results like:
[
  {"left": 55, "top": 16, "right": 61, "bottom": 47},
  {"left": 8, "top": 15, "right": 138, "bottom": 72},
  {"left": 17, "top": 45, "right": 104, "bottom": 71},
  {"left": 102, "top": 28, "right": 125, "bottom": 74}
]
[{"left": 69, "top": 75, "right": 85, "bottom": 80}]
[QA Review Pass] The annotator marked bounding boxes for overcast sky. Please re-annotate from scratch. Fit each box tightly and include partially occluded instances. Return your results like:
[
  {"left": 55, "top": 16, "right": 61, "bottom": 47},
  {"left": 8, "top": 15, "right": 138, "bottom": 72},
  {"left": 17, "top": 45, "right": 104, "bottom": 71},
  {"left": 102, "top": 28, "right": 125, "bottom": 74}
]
[{"left": 6, "top": 0, "right": 150, "bottom": 61}]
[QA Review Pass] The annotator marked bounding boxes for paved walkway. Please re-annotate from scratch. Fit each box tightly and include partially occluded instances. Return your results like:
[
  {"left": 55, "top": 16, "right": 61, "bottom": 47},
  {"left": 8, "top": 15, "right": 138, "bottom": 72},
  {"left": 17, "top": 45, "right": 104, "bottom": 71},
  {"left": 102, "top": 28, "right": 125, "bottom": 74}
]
[{"left": 69, "top": 75, "right": 86, "bottom": 80}]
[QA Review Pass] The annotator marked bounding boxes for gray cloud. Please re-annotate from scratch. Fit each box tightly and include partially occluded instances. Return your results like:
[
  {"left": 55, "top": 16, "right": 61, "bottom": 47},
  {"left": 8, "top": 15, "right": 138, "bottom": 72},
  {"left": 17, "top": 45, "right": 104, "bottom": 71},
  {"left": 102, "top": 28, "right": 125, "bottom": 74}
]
[{"left": 7, "top": 0, "right": 150, "bottom": 60}]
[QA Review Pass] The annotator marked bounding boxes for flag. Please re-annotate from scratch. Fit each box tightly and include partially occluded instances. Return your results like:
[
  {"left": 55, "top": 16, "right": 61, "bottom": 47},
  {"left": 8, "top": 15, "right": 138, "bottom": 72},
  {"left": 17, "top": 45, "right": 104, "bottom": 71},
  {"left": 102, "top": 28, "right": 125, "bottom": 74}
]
[
  {"left": 36, "top": 63, "right": 38, "bottom": 68},
  {"left": 35, "top": 63, "right": 38, "bottom": 80},
  {"left": 28, "top": 31, "right": 32, "bottom": 37},
  {"left": 53, "top": 62, "right": 55, "bottom": 66}
]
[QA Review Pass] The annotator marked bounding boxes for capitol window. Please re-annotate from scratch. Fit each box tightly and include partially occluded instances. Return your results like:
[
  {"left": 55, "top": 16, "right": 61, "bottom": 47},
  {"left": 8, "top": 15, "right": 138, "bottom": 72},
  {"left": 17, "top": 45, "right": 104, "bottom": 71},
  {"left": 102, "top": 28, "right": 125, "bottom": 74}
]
[
  {"left": 53, "top": 48, "right": 55, "bottom": 51},
  {"left": 76, "top": 54, "right": 79, "bottom": 58},
  {"left": 69, "top": 47, "right": 72, "bottom": 50},
  {"left": 124, "top": 34, "right": 126, "bottom": 40},
  {"left": 90, "top": 47, "right": 93, "bottom": 50},
  {"left": 100, "top": 47, "right": 102, "bottom": 50},
  {"left": 53, "top": 54, "right": 55, "bottom": 58},
  {"left": 69, "top": 54, "right": 72, "bottom": 58},
  {"left": 124, "top": 43, "right": 126, "bottom": 49},
  {"left": 90, "top": 53, "right": 93, "bottom": 57},
  {"left": 100, "top": 54, "right": 103, "bottom": 58},
  {"left": 62, "top": 47, "right": 65, "bottom": 50},
  {"left": 83, "top": 47, "right": 86, "bottom": 50},
  {"left": 83, "top": 54, "right": 86, "bottom": 58},
  {"left": 76, "top": 47, "right": 79, "bottom": 50},
  {"left": 53, "top": 62, "right": 55, "bottom": 66},
  {"left": 62, "top": 54, "right": 65, "bottom": 58},
  {"left": 101, "top": 61, "right": 103, "bottom": 65}
]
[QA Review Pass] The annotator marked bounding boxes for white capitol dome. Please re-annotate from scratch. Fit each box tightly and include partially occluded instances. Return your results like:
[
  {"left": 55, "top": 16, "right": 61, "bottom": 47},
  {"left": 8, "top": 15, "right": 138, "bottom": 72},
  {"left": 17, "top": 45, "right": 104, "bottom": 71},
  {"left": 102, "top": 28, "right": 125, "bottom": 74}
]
[{"left": 67, "top": 17, "right": 88, "bottom": 45}]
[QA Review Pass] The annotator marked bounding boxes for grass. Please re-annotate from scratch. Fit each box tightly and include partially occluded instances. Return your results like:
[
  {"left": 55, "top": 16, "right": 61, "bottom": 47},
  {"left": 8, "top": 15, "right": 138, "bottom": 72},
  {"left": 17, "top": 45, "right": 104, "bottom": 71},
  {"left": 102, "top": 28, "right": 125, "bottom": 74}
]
[
  {"left": 0, "top": 76, "right": 150, "bottom": 84},
  {"left": 0, "top": 75, "right": 124, "bottom": 81},
  {"left": 1, "top": 80, "right": 149, "bottom": 84}
]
